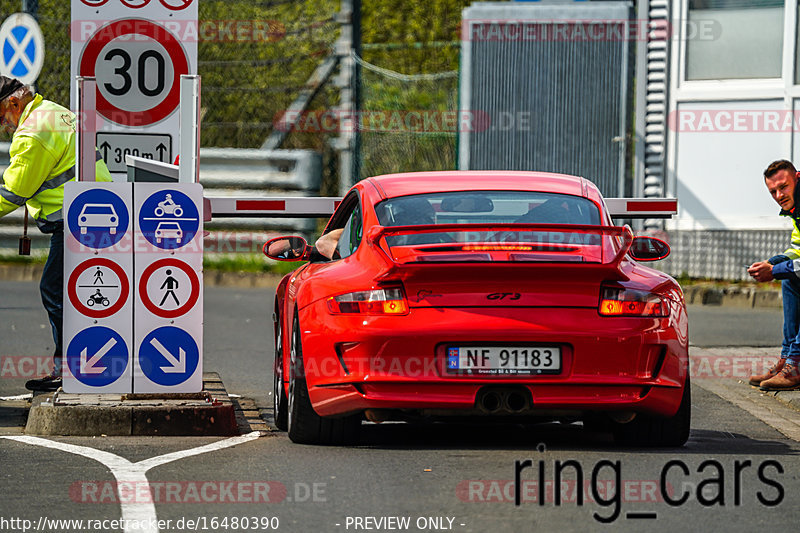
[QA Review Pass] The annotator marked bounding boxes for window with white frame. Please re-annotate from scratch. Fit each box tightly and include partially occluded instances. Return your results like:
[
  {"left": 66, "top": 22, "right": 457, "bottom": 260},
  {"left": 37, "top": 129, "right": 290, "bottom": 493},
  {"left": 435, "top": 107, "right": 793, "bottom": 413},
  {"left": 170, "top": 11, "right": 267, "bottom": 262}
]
[
  {"left": 796, "top": 3, "right": 800, "bottom": 83},
  {"left": 686, "top": 0, "right": 785, "bottom": 80}
]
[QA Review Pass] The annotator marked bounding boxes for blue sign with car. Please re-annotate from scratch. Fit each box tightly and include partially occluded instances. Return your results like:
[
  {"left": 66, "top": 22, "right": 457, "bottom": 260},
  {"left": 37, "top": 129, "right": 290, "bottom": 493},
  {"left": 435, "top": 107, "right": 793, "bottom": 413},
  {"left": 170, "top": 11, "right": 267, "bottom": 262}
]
[
  {"left": 65, "top": 326, "right": 129, "bottom": 387},
  {"left": 138, "top": 189, "right": 199, "bottom": 250},
  {"left": 138, "top": 326, "right": 199, "bottom": 386},
  {"left": 67, "top": 189, "right": 129, "bottom": 248}
]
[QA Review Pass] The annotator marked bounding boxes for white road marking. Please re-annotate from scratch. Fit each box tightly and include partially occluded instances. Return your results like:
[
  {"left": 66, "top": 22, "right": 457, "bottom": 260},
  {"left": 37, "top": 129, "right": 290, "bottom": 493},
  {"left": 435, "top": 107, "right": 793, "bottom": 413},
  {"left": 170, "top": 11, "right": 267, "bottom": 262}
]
[
  {"left": 0, "top": 431, "right": 260, "bottom": 533},
  {"left": 0, "top": 394, "right": 32, "bottom": 401}
]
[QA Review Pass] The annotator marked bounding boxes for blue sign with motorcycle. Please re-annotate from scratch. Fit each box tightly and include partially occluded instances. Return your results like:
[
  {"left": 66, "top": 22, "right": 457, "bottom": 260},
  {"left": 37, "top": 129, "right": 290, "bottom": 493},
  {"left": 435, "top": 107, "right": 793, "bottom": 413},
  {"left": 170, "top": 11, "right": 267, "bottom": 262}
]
[
  {"left": 67, "top": 189, "right": 129, "bottom": 249},
  {"left": 66, "top": 326, "right": 129, "bottom": 387},
  {"left": 138, "top": 189, "right": 199, "bottom": 249},
  {"left": 138, "top": 326, "right": 200, "bottom": 386}
]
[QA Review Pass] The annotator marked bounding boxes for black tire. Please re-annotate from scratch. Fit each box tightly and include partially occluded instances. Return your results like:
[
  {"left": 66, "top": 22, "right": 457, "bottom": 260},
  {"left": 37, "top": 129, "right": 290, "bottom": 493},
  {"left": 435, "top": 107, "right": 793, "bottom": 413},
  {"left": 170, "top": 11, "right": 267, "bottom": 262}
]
[
  {"left": 273, "top": 315, "right": 288, "bottom": 431},
  {"left": 613, "top": 377, "right": 691, "bottom": 447},
  {"left": 287, "top": 315, "right": 360, "bottom": 445}
]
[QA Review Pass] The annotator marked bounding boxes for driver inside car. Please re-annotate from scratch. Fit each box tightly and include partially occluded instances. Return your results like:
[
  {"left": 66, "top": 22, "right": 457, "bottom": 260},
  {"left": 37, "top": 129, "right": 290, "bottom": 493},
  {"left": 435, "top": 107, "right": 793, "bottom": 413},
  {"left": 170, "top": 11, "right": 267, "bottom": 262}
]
[{"left": 310, "top": 197, "right": 440, "bottom": 261}]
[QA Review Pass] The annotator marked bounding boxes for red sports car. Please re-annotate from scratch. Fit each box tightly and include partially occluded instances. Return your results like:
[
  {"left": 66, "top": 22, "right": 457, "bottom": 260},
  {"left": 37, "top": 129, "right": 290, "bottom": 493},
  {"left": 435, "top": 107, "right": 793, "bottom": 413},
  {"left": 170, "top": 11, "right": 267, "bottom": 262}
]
[{"left": 264, "top": 171, "right": 689, "bottom": 446}]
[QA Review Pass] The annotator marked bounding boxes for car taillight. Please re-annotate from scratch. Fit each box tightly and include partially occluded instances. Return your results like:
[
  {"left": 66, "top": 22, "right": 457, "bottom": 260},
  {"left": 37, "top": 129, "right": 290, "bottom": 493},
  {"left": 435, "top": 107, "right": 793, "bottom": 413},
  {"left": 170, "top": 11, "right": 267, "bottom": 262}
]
[
  {"left": 599, "top": 286, "right": 668, "bottom": 317},
  {"left": 327, "top": 288, "right": 409, "bottom": 315}
]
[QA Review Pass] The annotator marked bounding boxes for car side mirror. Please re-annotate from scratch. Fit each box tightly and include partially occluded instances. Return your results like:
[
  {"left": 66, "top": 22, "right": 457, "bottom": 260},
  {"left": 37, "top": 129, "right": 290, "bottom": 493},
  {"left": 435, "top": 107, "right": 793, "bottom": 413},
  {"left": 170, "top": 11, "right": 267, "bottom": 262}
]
[
  {"left": 629, "top": 236, "right": 670, "bottom": 261},
  {"left": 263, "top": 236, "right": 310, "bottom": 261}
]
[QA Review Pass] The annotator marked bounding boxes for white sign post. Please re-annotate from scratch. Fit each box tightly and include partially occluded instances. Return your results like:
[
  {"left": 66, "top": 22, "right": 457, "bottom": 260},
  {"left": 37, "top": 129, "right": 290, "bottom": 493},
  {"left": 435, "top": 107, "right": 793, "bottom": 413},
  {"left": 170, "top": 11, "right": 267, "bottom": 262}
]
[
  {"left": 133, "top": 183, "right": 203, "bottom": 393},
  {"left": 70, "top": 0, "right": 198, "bottom": 177},
  {"left": 63, "top": 182, "right": 134, "bottom": 393}
]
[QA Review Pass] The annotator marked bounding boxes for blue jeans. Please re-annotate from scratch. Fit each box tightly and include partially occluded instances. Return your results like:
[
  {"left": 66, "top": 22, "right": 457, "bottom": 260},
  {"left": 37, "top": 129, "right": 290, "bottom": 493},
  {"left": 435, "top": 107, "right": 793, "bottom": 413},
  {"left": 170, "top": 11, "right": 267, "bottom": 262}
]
[
  {"left": 782, "top": 278, "right": 800, "bottom": 365},
  {"left": 39, "top": 224, "right": 64, "bottom": 376}
]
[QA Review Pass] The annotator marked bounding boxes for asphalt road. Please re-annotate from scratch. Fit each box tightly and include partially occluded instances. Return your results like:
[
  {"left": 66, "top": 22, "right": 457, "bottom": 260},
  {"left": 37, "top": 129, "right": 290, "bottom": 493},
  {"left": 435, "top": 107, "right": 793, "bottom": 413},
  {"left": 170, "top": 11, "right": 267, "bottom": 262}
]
[{"left": 1, "top": 281, "right": 798, "bottom": 533}]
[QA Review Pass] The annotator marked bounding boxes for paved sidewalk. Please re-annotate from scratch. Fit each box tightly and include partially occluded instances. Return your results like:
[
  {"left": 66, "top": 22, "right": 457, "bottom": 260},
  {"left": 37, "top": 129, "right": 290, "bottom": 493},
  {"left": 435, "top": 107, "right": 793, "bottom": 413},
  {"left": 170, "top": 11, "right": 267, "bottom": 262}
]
[{"left": 690, "top": 346, "right": 800, "bottom": 441}]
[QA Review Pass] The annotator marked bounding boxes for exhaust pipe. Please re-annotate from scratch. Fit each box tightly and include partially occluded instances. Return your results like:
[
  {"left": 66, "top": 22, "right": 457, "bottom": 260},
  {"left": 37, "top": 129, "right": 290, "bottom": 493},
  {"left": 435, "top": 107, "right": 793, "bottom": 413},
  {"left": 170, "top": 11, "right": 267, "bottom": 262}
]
[
  {"left": 504, "top": 391, "right": 528, "bottom": 413},
  {"left": 479, "top": 391, "right": 503, "bottom": 413},
  {"left": 477, "top": 387, "right": 531, "bottom": 414},
  {"left": 364, "top": 409, "right": 389, "bottom": 423},
  {"left": 609, "top": 411, "right": 637, "bottom": 424}
]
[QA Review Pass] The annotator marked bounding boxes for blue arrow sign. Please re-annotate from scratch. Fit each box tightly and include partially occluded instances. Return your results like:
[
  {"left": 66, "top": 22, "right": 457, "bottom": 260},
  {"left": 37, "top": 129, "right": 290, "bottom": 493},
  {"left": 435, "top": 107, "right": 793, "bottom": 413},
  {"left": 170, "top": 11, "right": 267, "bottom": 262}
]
[
  {"left": 66, "top": 327, "right": 129, "bottom": 387},
  {"left": 67, "top": 189, "right": 130, "bottom": 249},
  {"left": 139, "top": 189, "right": 199, "bottom": 250},
  {"left": 138, "top": 326, "right": 199, "bottom": 386}
]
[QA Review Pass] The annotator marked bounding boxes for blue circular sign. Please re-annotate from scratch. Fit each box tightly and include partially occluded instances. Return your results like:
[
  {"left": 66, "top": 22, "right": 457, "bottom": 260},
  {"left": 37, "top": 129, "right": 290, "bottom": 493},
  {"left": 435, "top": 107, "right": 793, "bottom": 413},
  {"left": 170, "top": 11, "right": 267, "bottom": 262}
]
[
  {"left": 66, "top": 327, "right": 129, "bottom": 387},
  {"left": 67, "top": 189, "right": 129, "bottom": 249},
  {"left": 139, "top": 189, "right": 199, "bottom": 249},
  {"left": 0, "top": 14, "right": 44, "bottom": 85},
  {"left": 139, "top": 326, "right": 199, "bottom": 386}
]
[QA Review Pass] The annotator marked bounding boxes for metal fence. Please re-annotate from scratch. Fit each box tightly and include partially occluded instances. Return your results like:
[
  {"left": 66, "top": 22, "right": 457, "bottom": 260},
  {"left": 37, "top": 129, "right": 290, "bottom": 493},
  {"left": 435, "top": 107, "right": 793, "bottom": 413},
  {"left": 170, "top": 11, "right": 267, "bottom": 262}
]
[
  {"left": 655, "top": 229, "right": 791, "bottom": 282},
  {"left": 459, "top": 2, "right": 632, "bottom": 198}
]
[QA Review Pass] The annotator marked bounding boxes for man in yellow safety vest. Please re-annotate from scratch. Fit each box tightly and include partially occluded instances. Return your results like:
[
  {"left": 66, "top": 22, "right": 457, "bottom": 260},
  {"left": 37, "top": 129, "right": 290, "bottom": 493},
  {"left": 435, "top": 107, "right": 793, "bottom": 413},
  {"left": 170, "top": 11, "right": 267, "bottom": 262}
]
[{"left": 0, "top": 76, "right": 112, "bottom": 391}]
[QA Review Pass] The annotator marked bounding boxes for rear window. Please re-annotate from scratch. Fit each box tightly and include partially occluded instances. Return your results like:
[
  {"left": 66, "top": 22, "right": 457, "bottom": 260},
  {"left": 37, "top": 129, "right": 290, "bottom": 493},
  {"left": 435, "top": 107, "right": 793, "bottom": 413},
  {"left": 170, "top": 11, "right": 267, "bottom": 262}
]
[
  {"left": 376, "top": 191, "right": 600, "bottom": 227},
  {"left": 375, "top": 191, "right": 600, "bottom": 251}
]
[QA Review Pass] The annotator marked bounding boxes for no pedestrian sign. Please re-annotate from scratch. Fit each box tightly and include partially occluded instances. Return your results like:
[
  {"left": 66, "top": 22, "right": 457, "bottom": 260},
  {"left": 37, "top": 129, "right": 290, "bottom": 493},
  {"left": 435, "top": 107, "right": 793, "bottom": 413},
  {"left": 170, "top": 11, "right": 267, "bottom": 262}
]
[{"left": 139, "top": 258, "right": 200, "bottom": 318}]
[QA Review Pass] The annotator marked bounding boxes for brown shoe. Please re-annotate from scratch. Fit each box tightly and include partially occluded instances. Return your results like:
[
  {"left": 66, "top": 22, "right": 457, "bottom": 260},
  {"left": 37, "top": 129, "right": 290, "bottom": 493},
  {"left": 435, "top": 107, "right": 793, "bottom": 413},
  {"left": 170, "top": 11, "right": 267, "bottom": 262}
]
[
  {"left": 760, "top": 362, "right": 800, "bottom": 391},
  {"left": 749, "top": 357, "right": 786, "bottom": 386}
]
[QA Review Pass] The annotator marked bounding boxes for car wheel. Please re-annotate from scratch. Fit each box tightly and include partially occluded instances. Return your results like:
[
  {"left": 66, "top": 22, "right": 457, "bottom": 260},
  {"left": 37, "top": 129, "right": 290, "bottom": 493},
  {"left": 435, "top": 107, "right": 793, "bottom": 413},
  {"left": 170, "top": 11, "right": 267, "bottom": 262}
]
[
  {"left": 613, "top": 376, "right": 691, "bottom": 447},
  {"left": 273, "top": 315, "right": 288, "bottom": 431},
  {"left": 287, "top": 314, "right": 360, "bottom": 445}
]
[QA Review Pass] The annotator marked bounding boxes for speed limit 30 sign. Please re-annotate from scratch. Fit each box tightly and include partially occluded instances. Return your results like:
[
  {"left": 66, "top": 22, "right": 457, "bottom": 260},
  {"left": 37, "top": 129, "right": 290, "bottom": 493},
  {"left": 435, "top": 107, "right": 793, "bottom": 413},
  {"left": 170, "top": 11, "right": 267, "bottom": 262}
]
[
  {"left": 71, "top": 0, "right": 197, "bottom": 176},
  {"left": 79, "top": 19, "right": 189, "bottom": 126}
]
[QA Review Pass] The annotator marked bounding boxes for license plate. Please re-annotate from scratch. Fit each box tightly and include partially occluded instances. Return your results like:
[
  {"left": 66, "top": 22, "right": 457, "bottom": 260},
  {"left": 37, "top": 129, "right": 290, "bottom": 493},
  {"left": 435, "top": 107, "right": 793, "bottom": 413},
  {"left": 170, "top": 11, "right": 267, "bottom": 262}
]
[{"left": 446, "top": 346, "right": 561, "bottom": 375}]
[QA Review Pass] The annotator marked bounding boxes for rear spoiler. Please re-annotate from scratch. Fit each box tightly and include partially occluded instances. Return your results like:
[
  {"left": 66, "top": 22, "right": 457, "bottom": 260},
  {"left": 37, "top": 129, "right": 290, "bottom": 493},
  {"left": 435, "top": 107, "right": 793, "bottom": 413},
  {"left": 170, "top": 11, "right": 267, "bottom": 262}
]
[{"left": 366, "top": 223, "right": 634, "bottom": 269}]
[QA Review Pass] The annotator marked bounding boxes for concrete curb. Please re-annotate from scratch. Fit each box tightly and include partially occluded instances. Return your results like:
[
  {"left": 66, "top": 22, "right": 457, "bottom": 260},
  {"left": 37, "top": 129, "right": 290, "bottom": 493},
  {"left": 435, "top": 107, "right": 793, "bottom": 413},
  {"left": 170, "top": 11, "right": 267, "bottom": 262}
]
[
  {"left": 767, "top": 389, "right": 800, "bottom": 411},
  {"left": 24, "top": 373, "right": 239, "bottom": 436},
  {"left": 683, "top": 285, "right": 781, "bottom": 309}
]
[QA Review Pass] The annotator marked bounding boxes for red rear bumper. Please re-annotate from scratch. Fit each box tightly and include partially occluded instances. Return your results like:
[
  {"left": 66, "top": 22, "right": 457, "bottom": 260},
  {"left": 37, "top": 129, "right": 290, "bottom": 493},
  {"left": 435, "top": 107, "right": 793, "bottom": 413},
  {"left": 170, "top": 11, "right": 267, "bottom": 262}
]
[{"left": 296, "top": 303, "right": 688, "bottom": 418}]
